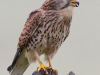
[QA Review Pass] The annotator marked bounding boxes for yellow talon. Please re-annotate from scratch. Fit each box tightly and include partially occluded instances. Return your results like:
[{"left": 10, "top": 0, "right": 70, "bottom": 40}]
[
  {"left": 36, "top": 57, "right": 58, "bottom": 74},
  {"left": 38, "top": 63, "right": 50, "bottom": 74},
  {"left": 38, "top": 64, "right": 48, "bottom": 71},
  {"left": 52, "top": 68, "right": 58, "bottom": 73}
]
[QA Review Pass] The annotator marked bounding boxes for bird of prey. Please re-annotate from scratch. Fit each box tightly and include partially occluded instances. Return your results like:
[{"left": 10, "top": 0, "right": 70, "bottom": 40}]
[{"left": 7, "top": 0, "right": 79, "bottom": 75}]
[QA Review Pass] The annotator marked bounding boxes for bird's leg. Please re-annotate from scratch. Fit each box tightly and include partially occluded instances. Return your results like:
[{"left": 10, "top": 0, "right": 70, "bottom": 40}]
[
  {"left": 48, "top": 59, "right": 52, "bottom": 68},
  {"left": 48, "top": 59, "right": 58, "bottom": 73},
  {"left": 36, "top": 58, "right": 49, "bottom": 74}
]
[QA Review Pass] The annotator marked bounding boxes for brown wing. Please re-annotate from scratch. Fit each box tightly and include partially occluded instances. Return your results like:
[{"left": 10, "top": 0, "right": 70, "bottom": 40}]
[
  {"left": 18, "top": 10, "right": 42, "bottom": 48},
  {"left": 7, "top": 9, "right": 42, "bottom": 72}
]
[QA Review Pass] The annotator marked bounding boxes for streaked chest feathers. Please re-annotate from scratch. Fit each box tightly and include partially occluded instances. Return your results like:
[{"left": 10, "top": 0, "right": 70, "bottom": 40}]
[{"left": 27, "top": 11, "right": 72, "bottom": 55}]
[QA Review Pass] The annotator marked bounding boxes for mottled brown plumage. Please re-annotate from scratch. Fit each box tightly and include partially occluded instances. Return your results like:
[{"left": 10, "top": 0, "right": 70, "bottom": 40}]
[{"left": 7, "top": 0, "right": 79, "bottom": 75}]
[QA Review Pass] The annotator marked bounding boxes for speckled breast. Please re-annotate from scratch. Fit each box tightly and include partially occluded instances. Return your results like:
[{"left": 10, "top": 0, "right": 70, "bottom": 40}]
[{"left": 27, "top": 12, "right": 71, "bottom": 55}]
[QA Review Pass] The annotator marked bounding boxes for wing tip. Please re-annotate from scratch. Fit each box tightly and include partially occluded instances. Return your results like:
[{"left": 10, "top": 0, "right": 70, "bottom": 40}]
[{"left": 7, "top": 65, "right": 12, "bottom": 72}]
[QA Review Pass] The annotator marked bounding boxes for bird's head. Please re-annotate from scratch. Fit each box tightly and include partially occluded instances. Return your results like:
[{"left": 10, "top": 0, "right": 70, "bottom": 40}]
[
  {"left": 63, "top": 0, "right": 79, "bottom": 7},
  {"left": 41, "top": 0, "right": 79, "bottom": 10},
  {"left": 58, "top": 0, "right": 79, "bottom": 9}
]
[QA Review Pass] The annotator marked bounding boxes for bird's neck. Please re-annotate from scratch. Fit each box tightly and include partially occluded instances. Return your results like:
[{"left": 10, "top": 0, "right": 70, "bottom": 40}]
[{"left": 58, "top": 6, "right": 74, "bottom": 18}]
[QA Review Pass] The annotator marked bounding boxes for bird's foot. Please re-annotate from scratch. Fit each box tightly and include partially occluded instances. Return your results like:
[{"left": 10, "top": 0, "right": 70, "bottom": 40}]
[
  {"left": 38, "top": 63, "right": 50, "bottom": 74},
  {"left": 50, "top": 68, "right": 58, "bottom": 74},
  {"left": 38, "top": 64, "right": 58, "bottom": 74}
]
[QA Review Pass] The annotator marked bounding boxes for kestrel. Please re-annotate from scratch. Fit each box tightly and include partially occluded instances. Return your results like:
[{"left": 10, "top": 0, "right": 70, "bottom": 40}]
[{"left": 7, "top": 0, "right": 79, "bottom": 75}]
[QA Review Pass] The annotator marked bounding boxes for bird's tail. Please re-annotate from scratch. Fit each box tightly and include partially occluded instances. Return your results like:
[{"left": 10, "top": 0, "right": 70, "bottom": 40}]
[{"left": 7, "top": 48, "right": 30, "bottom": 75}]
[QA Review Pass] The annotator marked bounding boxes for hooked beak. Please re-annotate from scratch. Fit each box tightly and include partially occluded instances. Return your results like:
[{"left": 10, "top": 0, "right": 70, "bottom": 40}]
[{"left": 70, "top": 0, "right": 79, "bottom": 7}]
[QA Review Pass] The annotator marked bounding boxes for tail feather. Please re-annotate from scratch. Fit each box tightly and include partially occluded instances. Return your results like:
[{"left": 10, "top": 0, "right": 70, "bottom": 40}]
[
  {"left": 10, "top": 59, "right": 29, "bottom": 75},
  {"left": 7, "top": 48, "right": 30, "bottom": 75},
  {"left": 7, "top": 65, "right": 12, "bottom": 72}
]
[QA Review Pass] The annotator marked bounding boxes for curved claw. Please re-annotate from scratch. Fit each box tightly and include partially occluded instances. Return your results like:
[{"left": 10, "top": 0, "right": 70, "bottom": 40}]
[
  {"left": 51, "top": 68, "right": 58, "bottom": 74},
  {"left": 38, "top": 64, "right": 50, "bottom": 74},
  {"left": 37, "top": 63, "right": 58, "bottom": 74}
]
